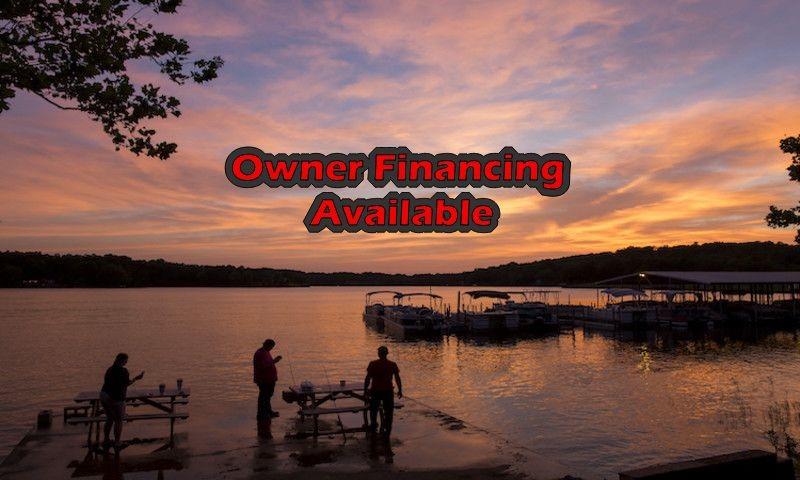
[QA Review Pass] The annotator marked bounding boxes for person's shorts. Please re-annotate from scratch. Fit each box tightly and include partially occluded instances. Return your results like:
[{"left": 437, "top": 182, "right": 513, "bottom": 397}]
[{"left": 99, "top": 391, "right": 125, "bottom": 421}]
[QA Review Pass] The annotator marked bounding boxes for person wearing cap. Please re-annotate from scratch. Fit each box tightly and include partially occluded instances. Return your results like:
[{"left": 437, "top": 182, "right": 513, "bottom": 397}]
[
  {"left": 364, "top": 345, "right": 402, "bottom": 436},
  {"left": 253, "top": 339, "right": 282, "bottom": 424}
]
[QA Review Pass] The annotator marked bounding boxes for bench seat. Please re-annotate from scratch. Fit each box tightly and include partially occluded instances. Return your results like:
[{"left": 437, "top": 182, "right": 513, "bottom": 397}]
[
  {"left": 300, "top": 402, "right": 403, "bottom": 416},
  {"left": 129, "top": 399, "right": 189, "bottom": 405},
  {"left": 300, "top": 405, "right": 368, "bottom": 416},
  {"left": 66, "top": 412, "right": 188, "bottom": 425}
]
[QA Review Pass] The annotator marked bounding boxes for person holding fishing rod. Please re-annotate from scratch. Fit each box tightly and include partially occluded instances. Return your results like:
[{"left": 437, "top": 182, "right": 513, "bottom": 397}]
[
  {"left": 254, "top": 338, "right": 283, "bottom": 435},
  {"left": 364, "top": 345, "right": 403, "bottom": 437}
]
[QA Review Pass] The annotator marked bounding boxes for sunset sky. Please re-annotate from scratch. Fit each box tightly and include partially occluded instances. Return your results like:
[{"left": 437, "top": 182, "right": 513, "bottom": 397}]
[{"left": 1, "top": 0, "right": 799, "bottom": 273}]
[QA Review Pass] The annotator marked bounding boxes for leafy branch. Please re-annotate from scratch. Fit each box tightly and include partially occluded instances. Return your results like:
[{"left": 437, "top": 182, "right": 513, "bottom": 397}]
[
  {"left": 767, "top": 134, "right": 800, "bottom": 242},
  {"left": 0, "top": 0, "right": 223, "bottom": 159}
]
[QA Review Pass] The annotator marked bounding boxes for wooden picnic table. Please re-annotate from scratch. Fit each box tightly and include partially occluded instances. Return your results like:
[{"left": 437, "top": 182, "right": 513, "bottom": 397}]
[
  {"left": 285, "top": 381, "right": 402, "bottom": 437},
  {"left": 289, "top": 381, "right": 368, "bottom": 407},
  {"left": 68, "top": 387, "right": 190, "bottom": 449}
]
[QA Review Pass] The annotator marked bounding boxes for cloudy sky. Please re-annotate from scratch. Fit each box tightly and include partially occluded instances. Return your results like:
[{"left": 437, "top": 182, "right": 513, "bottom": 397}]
[{"left": 1, "top": 0, "right": 798, "bottom": 273}]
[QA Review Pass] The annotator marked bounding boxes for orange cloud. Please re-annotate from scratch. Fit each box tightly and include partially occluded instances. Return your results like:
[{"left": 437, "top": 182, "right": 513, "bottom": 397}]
[{"left": 1, "top": 1, "right": 799, "bottom": 272}]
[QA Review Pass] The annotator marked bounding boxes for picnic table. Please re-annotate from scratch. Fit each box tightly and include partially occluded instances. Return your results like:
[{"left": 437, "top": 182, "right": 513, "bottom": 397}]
[
  {"left": 66, "top": 387, "right": 190, "bottom": 449},
  {"left": 284, "top": 381, "right": 402, "bottom": 437}
]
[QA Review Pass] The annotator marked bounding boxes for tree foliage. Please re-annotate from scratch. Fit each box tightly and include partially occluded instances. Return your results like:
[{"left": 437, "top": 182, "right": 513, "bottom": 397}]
[
  {"left": 767, "top": 134, "right": 800, "bottom": 242},
  {"left": 0, "top": 0, "right": 223, "bottom": 159}
]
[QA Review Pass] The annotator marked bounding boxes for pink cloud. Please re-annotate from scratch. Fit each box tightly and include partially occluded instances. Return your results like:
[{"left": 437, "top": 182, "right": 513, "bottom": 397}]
[{"left": 1, "top": 1, "right": 799, "bottom": 272}]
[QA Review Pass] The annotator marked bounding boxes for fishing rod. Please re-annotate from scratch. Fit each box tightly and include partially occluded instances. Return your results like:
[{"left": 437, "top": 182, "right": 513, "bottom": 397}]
[
  {"left": 285, "top": 345, "right": 334, "bottom": 440},
  {"left": 279, "top": 341, "right": 298, "bottom": 390}
]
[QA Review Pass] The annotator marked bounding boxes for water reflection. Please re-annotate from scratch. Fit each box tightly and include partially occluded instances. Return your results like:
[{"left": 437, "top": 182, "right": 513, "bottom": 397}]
[
  {"left": 368, "top": 436, "right": 395, "bottom": 464},
  {"left": 68, "top": 450, "right": 181, "bottom": 479},
  {"left": 2, "top": 287, "right": 800, "bottom": 478}
]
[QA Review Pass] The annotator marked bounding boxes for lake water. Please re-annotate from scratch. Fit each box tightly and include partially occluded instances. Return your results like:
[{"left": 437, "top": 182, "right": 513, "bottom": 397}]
[{"left": 1, "top": 287, "right": 799, "bottom": 478}]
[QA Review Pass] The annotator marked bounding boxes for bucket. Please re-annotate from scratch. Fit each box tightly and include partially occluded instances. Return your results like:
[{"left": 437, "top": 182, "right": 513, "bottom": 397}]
[{"left": 37, "top": 410, "right": 52, "bottom": 429}]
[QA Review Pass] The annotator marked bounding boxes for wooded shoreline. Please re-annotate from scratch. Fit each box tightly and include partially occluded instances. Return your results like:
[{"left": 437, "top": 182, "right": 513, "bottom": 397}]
[{"left": 2, "top": 241, "right": 799, "bottom": 288}]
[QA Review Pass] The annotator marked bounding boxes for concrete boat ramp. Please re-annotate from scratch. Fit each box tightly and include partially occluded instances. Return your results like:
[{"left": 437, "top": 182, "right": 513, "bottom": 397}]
[{"left": 0, "top": 398, "right": 572, "bottom": 480}]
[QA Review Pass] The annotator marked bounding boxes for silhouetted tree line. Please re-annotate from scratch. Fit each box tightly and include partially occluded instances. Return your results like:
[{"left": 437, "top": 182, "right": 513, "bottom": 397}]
[{"left": 2, "top": 242, "right": 799, "bottom": 288}]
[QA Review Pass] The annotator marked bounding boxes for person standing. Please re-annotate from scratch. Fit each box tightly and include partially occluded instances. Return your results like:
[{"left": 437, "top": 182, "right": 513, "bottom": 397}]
[
  {"left": 364, "top": 345, "right": 402, "bottom": 437},
  {"left": 100, "top": 353, "right": 144, "bottom": 451},
  {"left": 253, "top": 339, "right": 282, "bottom": 423}
]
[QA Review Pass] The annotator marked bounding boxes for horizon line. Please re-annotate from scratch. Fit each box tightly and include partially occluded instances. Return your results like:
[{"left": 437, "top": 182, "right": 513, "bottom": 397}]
[{"left": 3, "top": 240, "right": 796, "bottom": 276}]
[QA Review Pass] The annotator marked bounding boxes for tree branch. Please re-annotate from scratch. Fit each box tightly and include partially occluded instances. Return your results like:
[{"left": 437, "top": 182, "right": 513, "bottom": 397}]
[
  {"left": 0, "top": 32, "right": 57, "bottom": 47},
  {"left": 125, "top": 5, "right": 149, "bottom": 24},
  {"left": 1, "top": 1, "right": 222, "bottom": 160},
  {"left": 31, "top": 91, "right": 80, "bottom": 111}
]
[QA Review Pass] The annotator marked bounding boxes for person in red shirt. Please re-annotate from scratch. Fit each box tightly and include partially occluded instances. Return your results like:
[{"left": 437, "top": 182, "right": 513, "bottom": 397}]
[
  {"left": 364, "top": 345, "right": 402, "bottom": 436},
  {"left": 253, "top": 339, "right": 282, "bottom": 424}
]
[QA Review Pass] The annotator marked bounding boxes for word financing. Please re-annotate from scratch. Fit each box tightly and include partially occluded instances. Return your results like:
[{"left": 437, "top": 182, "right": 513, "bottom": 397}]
[{"left": 225, "top": 146, "right": 571, "bottom": 233}]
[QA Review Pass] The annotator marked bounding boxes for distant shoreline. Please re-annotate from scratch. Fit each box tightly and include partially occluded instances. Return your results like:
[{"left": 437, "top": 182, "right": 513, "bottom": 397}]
[{"left": 2, "top": 241, "right": 799, "bottom": 288}]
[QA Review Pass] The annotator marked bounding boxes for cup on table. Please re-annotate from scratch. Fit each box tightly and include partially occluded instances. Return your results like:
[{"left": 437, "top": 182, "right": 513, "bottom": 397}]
[
  {"left": 159, "top": 383, "right": 166, "bottom": 395},
  {"left": 177, "top": 378, "right": 183, "bottom": 391},
  {"left": 339, "top": 380, "right": 346, "bottom": 387}
]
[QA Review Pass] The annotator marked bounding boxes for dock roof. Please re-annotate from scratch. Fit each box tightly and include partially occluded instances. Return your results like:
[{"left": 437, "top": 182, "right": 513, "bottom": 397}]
[
  {"left": 595, "top": 271, "right": 800, "bottom": 294},
  {"left": 600, "top": 271, "right": 800, "bottom": 284}
]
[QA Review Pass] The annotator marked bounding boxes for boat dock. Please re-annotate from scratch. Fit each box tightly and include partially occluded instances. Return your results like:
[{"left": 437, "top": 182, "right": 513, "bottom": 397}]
[
  {"left": 363, "top": 272, "right": 800, "bottom": 338},
  {"left": 583, "top": 271, "right": 800, "bottom": 328}
]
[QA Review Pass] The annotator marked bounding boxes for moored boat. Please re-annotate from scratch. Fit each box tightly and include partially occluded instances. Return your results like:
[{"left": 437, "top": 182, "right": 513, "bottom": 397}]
[
  {"left": 498, "top": 290, "right": 560, "bottom": 330},
  {"left": 572, "top": 289, "right": 656, "bottom": 329},
  {"left": 652, "top": 290, "right": 721, "bottom": 328},
  {"left": 464, "top": 310, "right": 520, "bottom": 332},
  {"left": 459, "top": 290, "right": 521, "bottom": 333},
  {"left": 383, "top": 292, "right": 447, "bottom": 339},
  {"left": 363, "top": 290, "right": 403, "bottom": 331}
]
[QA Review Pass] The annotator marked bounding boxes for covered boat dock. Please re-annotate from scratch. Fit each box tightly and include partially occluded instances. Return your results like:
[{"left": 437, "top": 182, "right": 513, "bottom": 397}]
[{"left": 595, "top": 271, "right": 800, "bottom": 306}]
